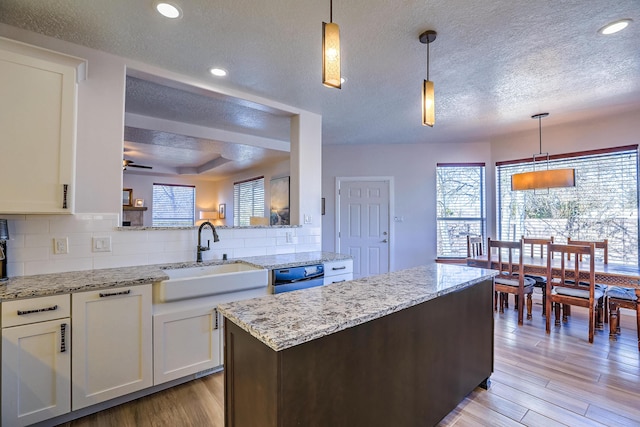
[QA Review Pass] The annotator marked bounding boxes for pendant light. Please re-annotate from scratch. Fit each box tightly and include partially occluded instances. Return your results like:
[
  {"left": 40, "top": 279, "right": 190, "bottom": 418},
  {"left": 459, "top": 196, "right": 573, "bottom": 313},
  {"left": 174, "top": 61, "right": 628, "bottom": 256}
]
[
  {"left": 322, "top": 0, "right": 341, "bottom": 89},
  {"left": 511, "top": 113, "right": 576, "bottom": 191},
  {"left": 419, "top": 30, "right": 437, "bottom": 127}
]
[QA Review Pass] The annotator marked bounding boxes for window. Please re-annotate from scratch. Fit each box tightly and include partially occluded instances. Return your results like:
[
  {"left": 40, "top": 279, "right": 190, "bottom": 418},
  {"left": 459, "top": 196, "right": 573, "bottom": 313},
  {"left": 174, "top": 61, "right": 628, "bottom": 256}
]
[
  {"left": 152, "top": 183, "right": 196, "bottom": 227},
  {"left": 436, "top": 163, "right": 486, "bottom": 258},
  {"left": 233, "top": 176, "right": 265, "bottom": 226},
  {"left": 497, "top": 146, "right": 638, "bottom": 265}
]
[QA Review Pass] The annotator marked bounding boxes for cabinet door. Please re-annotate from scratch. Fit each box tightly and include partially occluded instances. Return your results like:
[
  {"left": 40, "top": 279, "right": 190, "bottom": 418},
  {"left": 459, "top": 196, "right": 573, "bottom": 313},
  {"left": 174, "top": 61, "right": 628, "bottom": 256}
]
[
  {"left": 72, "top": 285, "right": 152, "bottom": 410},
  {"left": 153, "top": 306, "right": 221, "bottom": 385},
  {"left": 2, "top": 318, "right": 71, "bottom": 426},
  {"left": 0, "top": 38, "right": 84, "bottom": 214}
]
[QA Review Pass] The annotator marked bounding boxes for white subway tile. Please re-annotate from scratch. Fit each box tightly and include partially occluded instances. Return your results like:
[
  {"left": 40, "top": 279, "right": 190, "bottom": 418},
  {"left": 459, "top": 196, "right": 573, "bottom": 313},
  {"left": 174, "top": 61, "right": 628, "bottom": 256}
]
[
  {"left": 12, "top": 246, "right": 49, "bottom": 263},
  {"left": 93, "top": 253, "right": 150, "bottom": 269},
  {"left": 244, "top": 238, "right": 277, "bottom": 248},
  {"left": 231, "top": 228, "right": 268, "bottom": 239},
  {"left": 6, "top": 262, "right": 24, "bottom": 278},
  {"left": 15, "top": 218, "right": 49, "bottom": 234},
  {"left": 233, "top": 247, "right": 268, "bottom": 258}
]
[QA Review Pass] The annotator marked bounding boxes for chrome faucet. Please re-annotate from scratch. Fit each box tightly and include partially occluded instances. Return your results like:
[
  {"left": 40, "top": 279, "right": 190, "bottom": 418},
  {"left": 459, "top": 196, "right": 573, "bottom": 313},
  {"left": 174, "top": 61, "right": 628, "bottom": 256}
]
[{"left": 197, "top": 221, "right": 220, "bottom": 262}]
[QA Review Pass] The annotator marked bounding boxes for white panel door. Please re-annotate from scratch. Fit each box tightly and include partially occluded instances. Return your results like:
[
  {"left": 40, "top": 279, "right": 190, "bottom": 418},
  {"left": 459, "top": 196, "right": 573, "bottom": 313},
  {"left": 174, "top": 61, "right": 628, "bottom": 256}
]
[
  {"left": 72, "top": 285, "right": 152, "bottom": 410},
  {"left": 338, "top": 180, "right": 390, "bottom": 278},
  {"left": 2, "top": 318, "right": 71, "bottom": 427},
  {"left": 153, "top": 306, "right": 221, "bottom": 385}
]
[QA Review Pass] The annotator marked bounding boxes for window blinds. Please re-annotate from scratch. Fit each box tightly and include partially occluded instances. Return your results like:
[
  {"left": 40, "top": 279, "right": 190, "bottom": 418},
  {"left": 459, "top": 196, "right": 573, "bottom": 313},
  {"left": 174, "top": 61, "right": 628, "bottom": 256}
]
[{"left": 233, "top": 177, "right": 265, "bottom": 226}]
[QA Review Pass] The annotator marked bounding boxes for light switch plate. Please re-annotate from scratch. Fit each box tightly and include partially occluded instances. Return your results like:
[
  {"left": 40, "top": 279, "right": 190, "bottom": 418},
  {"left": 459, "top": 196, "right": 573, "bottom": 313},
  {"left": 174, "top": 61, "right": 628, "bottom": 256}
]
[{"left": 92, "top": 236, "right": 112, "bottom": 253}]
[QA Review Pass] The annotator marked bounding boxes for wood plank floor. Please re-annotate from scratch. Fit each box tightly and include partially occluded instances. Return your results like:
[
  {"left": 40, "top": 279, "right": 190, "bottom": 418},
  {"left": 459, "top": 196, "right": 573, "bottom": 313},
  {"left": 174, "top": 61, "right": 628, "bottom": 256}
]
[{"left": 59, "top": 295, "right": 640, "bottom": 426}]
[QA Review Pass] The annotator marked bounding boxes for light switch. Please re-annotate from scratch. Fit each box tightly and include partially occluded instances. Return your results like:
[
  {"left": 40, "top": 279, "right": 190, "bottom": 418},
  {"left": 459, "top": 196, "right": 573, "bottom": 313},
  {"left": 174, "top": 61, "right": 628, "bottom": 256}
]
[{"left": 92, "top": 236, "right": 112, "bottom": 252}]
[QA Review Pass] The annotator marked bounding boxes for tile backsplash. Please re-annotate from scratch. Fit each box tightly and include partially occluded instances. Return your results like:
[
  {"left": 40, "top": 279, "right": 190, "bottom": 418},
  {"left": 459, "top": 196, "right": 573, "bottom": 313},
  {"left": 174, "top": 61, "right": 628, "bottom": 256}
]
[{"left": 1, "top": 214, "right": 320, "bottom": 277}]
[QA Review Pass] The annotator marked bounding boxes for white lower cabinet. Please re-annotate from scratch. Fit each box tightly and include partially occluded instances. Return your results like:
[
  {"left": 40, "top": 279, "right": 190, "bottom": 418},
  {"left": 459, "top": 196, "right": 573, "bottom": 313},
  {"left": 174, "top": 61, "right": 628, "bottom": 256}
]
[
  {"left": 324, "top": 259, "right": 354, "bottom": 285},
  {"left": 71, "top": 285, "right": 152, "bottom": 410},
  {"left": 1, "top": 294, "right": 71, "bottom": 427},
  {"left": 153, "top": 302, "right": 221, "bottom": 385}
]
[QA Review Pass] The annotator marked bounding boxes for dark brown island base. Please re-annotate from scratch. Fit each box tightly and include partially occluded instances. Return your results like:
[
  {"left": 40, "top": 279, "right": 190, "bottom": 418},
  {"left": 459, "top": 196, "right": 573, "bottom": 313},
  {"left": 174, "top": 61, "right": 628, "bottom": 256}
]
[{"left": 219, "top": 264, "right": 496, "bottom": 427}]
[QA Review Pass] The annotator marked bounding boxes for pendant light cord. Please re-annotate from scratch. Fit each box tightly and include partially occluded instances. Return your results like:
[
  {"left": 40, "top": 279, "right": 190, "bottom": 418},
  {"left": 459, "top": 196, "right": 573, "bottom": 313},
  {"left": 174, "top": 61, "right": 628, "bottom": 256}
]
[
  {"left": 538, "top": 115, "right": 542, "bottom": 154},
  {"left": 426, "top": 41, "right": 430, "bottom": 81},
  {"left": 330, "top": 0, "right": 333, "bottom": 23}
]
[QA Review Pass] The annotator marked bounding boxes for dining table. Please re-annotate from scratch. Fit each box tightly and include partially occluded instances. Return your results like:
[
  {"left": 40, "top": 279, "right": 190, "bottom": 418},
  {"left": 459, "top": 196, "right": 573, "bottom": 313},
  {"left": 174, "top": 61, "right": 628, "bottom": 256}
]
[{"left": 467, "top": 254, "right": 640, "bottom": 292}]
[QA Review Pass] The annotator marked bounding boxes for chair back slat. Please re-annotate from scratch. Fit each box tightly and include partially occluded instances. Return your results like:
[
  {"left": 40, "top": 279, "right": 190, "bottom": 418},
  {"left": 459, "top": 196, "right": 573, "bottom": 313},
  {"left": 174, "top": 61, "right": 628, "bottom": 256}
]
[
  {"left": 487, "top": 238, "right": 524, "bottom": 279},
  {"left": 467, "top": 235, "right": 483, "bottom": 258},
  {"left": 521, "top": 236, "right": 554, "bottom": 259},
  {"left": 567, "top": 238, "right": 608, "bottom": 264},
  {"left": 547, "top": 243, "right": 596, "bottom": 292}
]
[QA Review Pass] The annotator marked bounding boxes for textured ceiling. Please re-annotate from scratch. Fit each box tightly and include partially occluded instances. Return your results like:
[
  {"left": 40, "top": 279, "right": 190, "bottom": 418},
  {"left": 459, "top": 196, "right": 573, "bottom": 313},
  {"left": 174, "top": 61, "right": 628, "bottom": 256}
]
[{"left": 1, "top": 0, "right": 639, "bottom": 155}]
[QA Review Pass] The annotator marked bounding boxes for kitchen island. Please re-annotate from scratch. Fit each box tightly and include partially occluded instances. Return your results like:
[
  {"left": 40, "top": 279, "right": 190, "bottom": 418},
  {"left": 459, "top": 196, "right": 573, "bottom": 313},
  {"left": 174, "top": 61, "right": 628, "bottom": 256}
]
[{"left": 218, "top": 263, "right": 497, "bottom": 427}]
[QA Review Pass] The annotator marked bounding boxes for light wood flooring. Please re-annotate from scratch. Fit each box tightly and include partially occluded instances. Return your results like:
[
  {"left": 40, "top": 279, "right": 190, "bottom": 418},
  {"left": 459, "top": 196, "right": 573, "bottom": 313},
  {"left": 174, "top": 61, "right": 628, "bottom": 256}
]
[{"left": 59, "top": 295, "right": 640, "bottom": 427}]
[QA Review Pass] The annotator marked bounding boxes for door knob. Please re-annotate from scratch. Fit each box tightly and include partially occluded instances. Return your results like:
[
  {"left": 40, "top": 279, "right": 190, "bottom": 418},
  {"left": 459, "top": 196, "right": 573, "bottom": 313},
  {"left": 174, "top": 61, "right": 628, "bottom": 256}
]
[{"left": 382, "top": 239, "right": 388, "bottom": 243}]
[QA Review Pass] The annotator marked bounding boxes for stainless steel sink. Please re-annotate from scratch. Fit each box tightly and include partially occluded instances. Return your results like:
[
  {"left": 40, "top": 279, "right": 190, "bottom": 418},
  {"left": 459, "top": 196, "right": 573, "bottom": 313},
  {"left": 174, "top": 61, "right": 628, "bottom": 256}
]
[{"left": 154, "top": 263, "right": 268, "bottom": 302}]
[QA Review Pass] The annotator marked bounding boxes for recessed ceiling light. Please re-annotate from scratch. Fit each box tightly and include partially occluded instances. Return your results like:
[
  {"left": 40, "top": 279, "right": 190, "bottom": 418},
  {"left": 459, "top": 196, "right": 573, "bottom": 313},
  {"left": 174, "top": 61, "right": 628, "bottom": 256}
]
[
  {"left": 210, "top": 68, "right": 227, "bottom": 77},
  {"left": 156, "top": 2, "right": 182, "bottom": 19},
  {"left": 598, "top": 18, "right": 632, "bottom": 35}
]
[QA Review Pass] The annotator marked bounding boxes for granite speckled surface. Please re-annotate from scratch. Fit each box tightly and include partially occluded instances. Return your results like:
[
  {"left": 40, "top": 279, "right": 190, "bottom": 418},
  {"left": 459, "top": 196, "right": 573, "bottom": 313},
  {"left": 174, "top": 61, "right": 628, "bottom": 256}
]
[
  {"left": 0, "top": 251, "right": 350, "bottom": 301},
  {"left": 240, "top": 251, "right": 352, "bottom": 270},
  {"left": 218, "top": 263, "right": 497, "bottom": 352}
]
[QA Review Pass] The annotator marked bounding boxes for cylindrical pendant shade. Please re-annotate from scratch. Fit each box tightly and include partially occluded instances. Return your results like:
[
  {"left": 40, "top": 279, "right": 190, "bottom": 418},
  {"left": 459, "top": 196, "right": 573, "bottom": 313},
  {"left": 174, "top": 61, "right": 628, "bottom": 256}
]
[
  {"left": 422, "top": 80, "right": 435, "bottom": 127},
  {"left": 322, "top": 22, "right": 341, "bottom": 89},
  {"left": 511, "top": 168, "right": 576, "bottom": 191}
]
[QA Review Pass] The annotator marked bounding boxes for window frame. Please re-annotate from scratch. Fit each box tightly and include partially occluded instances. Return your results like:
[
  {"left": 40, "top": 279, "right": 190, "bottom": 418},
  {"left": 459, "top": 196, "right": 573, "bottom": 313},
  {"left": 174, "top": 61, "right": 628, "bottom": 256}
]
[
  {"left": 151, "top": 183, "right": 196, "bottom": 227},
  {"left": 233, "top": 176, "right": 265, "bottom": 227},
  {"left": 496, "top": 145, "right": 639, "bottom": 266},
  {"left": 436, "top": 162, "right": 487, "bottom": 259}
]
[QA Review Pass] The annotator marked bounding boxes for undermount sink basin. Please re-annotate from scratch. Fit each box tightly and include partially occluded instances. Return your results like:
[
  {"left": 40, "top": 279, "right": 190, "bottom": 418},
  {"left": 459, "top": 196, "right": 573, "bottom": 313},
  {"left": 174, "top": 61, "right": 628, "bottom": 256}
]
[{"left": 154, "top": 263, "right": 268, "bottom": 302}]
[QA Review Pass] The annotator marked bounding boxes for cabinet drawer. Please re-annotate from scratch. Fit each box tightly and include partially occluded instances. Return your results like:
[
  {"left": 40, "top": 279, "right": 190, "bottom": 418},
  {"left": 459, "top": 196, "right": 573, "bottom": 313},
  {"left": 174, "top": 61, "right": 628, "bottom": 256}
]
[
  {"left": 323, "top": 272, "right": 353, "bottom": 286},
  {"left": 2, "top": 294, "right": 71, "bottom": 328},
  {"left": 324, "top": 260, "right": 353, "bottom": 277}
]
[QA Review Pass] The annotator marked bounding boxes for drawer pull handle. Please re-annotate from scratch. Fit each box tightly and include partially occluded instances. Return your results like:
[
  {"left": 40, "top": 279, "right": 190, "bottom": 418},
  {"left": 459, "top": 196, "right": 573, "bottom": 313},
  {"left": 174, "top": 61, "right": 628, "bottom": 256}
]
[
  {"left": 17, "top": 305, "right": 58, "bottom": 316},
  {"left": 60, "top": 323, "right": 67, "bottom": 353},
  {"left": 62, "top": 184, "right": 68, "bottom": 209},
  {"left": 332, "top": 266, "right": 347, "bottom": 271},
  {"left": 214, "top": 308, "right": 219, "bottom": 330},
  {"left": 332, "top": 280, "right": 346, "bottom": 283},
  {"left": 99, "top": 289, "right": 131, "bottom": 298}
]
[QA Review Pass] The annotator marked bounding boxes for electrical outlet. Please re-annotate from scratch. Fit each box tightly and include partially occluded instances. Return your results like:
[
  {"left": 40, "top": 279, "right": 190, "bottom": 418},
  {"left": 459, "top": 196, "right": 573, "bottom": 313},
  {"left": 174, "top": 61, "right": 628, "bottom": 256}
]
[
  {"left": 286, "top": 232, "right": 293, "bottom": 243},
  {"left": 53, "top": 237, "right": 68, "bottom": 254},
  {"left": 92, "top": 236, "right": 112, "bottom": 253},
  {"left": 304, "top": 214, "right": 312, "bottom": 224}
]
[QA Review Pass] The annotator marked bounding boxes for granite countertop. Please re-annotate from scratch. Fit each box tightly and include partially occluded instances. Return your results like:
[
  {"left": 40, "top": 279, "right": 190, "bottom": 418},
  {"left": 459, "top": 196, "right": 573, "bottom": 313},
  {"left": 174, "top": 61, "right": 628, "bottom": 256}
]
[
  {"left": 0, "top": 251, "right": 351, "bottom": 301},
  {"left": 217, "top": 263, "right": 497, "bottom": 352}
]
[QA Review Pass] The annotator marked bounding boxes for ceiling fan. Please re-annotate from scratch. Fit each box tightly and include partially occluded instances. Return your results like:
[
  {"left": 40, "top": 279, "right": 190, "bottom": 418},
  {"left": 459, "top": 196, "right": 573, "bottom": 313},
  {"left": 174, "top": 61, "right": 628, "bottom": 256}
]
[{"left": 122, "top": 159, "right": 153, "bottom": 170}]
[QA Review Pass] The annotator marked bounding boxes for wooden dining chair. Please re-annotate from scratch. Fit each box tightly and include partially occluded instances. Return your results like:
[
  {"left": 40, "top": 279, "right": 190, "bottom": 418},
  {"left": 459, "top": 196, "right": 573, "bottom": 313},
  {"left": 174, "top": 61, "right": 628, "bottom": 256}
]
[
  {"left": 467, "top": 235, "right": 483, "bottom": 258},
  {"left": 565, "top": 238, "right": 609, "bottom": 325},
  {"left": 546, "top": 243, "right": 604, "bottom": 343},
  {"left": 567, "top": 238, "right": 608, "bottom": 263},
  {"left": 521, "top": 236, "right": 554, "bottom": 316},
  {"left": 607, "top": 287, "right": 640, "bottom": 351},
  {"left": 487, "top": 238, "right": 535, "bottom": 325}
]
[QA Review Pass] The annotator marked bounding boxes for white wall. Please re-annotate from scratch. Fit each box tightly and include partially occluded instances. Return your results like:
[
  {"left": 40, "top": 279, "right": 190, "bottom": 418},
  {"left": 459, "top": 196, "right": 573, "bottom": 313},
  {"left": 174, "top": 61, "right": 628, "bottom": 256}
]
[
  {"left": 322, "top": 107, "right": 640, "bottom": 272},
  {"left": 3, "top": 213, "right": 317, "bottom": 276},
  {"left": 0, "top": 24, "right": 321, "bottom": 278},
  {"left": 322, "top": 141, "right": 492, "bottom": 271}
]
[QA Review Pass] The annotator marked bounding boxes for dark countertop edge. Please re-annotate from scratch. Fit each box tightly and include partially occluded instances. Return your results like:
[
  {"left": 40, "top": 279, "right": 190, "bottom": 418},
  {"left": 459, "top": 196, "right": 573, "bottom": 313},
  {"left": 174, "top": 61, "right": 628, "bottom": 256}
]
[{"left": 0, "top": 251, "right": 352, "bottom": 301}]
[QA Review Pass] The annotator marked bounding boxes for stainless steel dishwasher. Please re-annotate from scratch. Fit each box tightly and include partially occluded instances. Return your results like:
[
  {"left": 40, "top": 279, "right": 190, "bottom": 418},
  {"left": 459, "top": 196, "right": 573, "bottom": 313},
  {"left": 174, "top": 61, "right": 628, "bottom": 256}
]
[{"left": 270, "top": 264, "right": 324, "bottom": 294}]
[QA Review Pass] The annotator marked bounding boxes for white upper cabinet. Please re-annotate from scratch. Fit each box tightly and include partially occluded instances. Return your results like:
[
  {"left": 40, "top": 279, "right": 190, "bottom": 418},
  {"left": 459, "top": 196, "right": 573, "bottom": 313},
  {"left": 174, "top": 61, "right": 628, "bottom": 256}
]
[{"left": 0, "top": 37, "right": 86, "bottom": 214}]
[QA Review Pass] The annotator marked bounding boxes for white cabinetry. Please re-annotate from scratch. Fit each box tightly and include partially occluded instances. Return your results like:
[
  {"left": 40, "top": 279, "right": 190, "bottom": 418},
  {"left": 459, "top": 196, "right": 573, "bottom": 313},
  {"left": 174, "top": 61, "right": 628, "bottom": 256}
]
[
  {"left": 153, "top": 298, "right": 221, "bottom": 385},
  {"left": 72, "top": 285, "right": 152, "bottom": 410},
  {"left": 152, "top": 286, "right": 269, "bottom": 385},
  {"left": 0, "top": 37, "right": 86, "bottom": 214},
  {"left": 324, "top": 259, "right": 354, "bottom": 285},
  {"left": 1, "top": 294, "right": 71, "bottom": 427}
]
